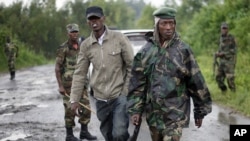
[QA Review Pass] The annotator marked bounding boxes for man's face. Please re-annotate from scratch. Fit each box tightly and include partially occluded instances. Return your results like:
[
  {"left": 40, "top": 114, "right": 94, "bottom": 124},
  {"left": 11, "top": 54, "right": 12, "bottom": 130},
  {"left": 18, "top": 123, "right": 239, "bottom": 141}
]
[
  {"left": 158, "top": 18, "right": 175, "bottom": 40},
  {"left": 87, "top": 16, "right": 105, "bottom": 32},
  {"left": 221, "top": 27, "right": 228, "bottom": 36},
  {"left": 68, "top": 31, "right": 79, "bottom": 42}
]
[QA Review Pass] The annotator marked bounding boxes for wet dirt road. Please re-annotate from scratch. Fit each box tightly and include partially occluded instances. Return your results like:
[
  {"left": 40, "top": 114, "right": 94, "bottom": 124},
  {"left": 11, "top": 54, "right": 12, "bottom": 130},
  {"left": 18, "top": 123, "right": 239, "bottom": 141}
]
[{"left": 0, "top": 64, "right": 250, "bottom": 141}]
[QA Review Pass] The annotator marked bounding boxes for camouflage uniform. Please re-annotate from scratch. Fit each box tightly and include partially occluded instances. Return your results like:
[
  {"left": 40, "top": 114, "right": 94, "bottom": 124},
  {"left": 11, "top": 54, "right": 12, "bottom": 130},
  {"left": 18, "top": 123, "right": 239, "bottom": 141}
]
[
  {"left": 55, "top": 23, "right": 96, "bottom": 141},
  {"left": 216, "top": 26, "right": 237, "bottom": 92},
  {"left": 4, "top": 37, "right": 18, "bottom": 80},
  {"left": 56, "top": 40, "right": 91, "bottom": 127},
  {"left": 127, "top": 7, "right": 212, "bottom": 141}
]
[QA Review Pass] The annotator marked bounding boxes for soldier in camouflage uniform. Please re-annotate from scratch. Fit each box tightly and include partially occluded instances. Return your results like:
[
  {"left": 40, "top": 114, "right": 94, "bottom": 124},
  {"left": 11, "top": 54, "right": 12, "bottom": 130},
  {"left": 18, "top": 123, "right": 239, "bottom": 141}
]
[
  {"left": 4, "top": 36, "right": 18, "bottom": 80},
  {"left": 215, "top": 22, "right": 237, "bottom": 92},
  {"left": 55, "top": 23, "right": 96, "bottom": 141},
  {"left": 127, "top": 7, "right": 212, "bottom": 141}
]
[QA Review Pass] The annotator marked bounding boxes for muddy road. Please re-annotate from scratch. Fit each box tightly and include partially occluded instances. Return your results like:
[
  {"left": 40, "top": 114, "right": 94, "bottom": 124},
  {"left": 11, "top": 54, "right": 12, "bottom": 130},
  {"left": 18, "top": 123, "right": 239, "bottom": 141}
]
[{"left": 0, "top": 64, "right": 250, "bottom": 141}]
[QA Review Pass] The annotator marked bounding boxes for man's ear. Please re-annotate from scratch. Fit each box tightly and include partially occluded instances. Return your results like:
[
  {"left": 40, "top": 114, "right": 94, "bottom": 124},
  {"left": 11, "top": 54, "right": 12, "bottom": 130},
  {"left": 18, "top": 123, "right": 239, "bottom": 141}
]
[{"left": 101, "top": 16, "right": 106, "bottom": 22}]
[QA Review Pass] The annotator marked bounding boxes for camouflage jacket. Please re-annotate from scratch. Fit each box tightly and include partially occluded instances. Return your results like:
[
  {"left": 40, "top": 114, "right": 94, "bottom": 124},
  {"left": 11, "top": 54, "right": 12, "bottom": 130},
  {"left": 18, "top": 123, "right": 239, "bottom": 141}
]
[
  {"left": 218, "top": 34, "right": 237, "bottom": 65},
  {"left": 4, "top": 43, "right": 18, "bottom": 58},
  {"left": 55, "top": 40, "right": 79, "bottom": 89},
  {"left": 127, "top": 32, "right": 212, "bottom": 129}
]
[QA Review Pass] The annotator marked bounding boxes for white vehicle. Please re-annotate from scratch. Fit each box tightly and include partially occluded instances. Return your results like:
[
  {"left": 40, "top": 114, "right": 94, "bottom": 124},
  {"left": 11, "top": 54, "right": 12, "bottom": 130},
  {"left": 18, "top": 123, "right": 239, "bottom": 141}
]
[{"left": 118, "top": 29, "right": 153, "bottom": 54}]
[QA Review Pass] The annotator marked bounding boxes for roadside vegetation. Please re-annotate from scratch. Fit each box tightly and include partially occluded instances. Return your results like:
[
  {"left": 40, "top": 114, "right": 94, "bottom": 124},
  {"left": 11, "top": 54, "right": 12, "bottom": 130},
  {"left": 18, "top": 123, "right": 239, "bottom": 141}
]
[
  {"left": 0, "top": 0, "right": 249, "bottom": 117},
  {"left": 0, "top": 39, "right": 48, "bottom": 72},
  {"left": 197, "top": 52, "right": 250, "bottom": 117}
]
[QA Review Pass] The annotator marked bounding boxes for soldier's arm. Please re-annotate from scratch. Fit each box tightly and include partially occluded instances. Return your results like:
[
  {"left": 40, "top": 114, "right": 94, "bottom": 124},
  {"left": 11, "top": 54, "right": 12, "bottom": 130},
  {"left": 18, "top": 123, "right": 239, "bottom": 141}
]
[
  {"left": 55, "top": 48, "right": 65, "bottom": 95},
  {"left": 127, "top": 50, "right": 147, "bottom": 116},
  {"left": 186, "top": 49, "right": 212, "bottom": 120}
]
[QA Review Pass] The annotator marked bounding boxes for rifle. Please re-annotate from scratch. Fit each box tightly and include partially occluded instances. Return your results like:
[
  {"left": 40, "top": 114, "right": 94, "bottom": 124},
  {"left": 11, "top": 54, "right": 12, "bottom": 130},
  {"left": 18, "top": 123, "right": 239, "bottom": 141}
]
[
  {"left": 213, "top": 53, "right": 219, "bottom": 78},
  {"left": 128, "top": 115, "right": 142, "bottom": 141}
]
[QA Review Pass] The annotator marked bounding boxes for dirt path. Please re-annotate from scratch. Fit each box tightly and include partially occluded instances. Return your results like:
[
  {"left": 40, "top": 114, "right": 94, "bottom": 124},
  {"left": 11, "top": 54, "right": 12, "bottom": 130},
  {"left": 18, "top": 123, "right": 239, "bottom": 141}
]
[{"left": 0, "top": 64, "right": 250, "bottom": 141}]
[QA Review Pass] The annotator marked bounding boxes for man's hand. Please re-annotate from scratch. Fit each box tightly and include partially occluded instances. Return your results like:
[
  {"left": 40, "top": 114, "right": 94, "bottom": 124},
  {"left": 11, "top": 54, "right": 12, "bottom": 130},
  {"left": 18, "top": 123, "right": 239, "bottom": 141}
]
[
  {"left": 216, "top": 52, "right": 224, "bottom": 57},
  {"left": 58, "top": 86, "right": 66, "bottom": 95},
  {"left": 71, "top": 102, "right": 80, "bottom": 117},
  {"left": 131, "top": 114, "right": 141, "bottom": 126},
  {"left": 195, "top": 118, "right": 203, "bottom": 128}
]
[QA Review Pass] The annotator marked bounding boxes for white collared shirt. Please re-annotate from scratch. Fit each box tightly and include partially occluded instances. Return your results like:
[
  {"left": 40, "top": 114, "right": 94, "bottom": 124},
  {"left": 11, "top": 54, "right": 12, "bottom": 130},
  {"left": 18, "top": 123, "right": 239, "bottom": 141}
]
[{"left": 97, "top": 30, "right": 106, "bottom": 45}]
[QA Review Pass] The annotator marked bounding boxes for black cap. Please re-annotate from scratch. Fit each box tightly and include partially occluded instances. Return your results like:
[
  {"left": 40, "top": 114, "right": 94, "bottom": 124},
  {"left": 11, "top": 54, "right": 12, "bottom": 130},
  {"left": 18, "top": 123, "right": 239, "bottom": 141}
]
[{"left": 86, "top": 6, "right": 104, "bottom": 19}]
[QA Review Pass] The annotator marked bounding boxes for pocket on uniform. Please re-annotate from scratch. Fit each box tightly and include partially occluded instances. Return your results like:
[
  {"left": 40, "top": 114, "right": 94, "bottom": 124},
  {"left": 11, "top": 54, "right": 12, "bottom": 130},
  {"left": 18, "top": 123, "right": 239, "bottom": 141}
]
[
  {"left": 108, "top": 50, "right": 121, "bottom": 56},
  {"left": 108, "top": 50, "right": 122, "bottom": 68}
]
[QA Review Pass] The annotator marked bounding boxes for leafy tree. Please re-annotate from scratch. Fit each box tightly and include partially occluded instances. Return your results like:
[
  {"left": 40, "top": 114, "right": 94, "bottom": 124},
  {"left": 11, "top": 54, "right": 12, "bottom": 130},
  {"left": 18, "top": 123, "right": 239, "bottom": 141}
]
[{"left": 136, "top": 5, "right": 155, "bottom": 29}]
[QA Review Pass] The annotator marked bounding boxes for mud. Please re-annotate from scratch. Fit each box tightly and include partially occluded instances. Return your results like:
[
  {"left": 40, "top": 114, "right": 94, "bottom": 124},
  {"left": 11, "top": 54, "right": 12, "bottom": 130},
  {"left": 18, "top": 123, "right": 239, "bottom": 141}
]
[{"left": 0, "top": 64, "right": 250, "bottom": 141}]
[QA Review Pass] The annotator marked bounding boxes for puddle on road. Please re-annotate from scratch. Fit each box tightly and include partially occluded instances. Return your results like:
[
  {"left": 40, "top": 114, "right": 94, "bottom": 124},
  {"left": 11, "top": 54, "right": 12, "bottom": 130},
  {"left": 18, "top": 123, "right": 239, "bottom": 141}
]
[
  {"left": 213, "top": 104, "right": 250, "bottom": 125},
  {"left": 2, "top": 113, "right": 14, "bottom": 116},
  {"left": 0, "top": 104, "right": 36, "bottom": 115},
  {"left": 37, "top": 104, "right": 48, "bottom": 108},
  {"left": 0, "top": 132, "right": 31, "bottom": 141}
]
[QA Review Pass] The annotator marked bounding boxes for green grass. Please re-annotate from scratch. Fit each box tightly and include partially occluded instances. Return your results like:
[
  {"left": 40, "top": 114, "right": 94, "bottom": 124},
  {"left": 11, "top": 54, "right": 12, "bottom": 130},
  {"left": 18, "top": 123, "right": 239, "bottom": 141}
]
[
  {"left": 197, "top": 52, "right": 250, "bottom": 117},
  {"left": 0, "top": 42, "right": 50, "bottom": 73}
]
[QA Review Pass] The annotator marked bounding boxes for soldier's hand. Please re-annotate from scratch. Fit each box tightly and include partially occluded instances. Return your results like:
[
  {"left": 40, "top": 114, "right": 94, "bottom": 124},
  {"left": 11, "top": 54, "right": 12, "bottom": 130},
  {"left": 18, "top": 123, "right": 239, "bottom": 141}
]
[
  {"left": 131, "top": 114, "right": 141, "bottom": 126},
  {"left": 58, "top": 86, "right": 66, "bottom": 95},
  {"left": 71, "top": 102, "right": 80, "bottom": 117},
  {"left": 195, "top": 118, "right": 203, "bottom": 128},
  {"left": 216, "top": 52, "right": 224, "bottom": 57}
]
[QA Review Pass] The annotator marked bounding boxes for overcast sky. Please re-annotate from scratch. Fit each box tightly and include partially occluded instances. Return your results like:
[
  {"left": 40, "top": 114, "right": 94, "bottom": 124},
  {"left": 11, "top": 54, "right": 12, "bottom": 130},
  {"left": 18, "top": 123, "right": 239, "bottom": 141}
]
[{"left": 0, "top": 0, "right": 166, "bottom": 8}]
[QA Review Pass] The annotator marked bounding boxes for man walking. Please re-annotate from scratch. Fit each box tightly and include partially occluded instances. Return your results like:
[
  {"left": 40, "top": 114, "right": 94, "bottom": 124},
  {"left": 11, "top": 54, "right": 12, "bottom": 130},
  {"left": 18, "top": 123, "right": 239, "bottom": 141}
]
[
  {"left": 70, "top": 6, "right": 134, "bottom": 141},
  {"left": 215, "top": 22, "right": 237, "bottom": 92},
  {"left": 55, "top": 23, "right": 97, "bottom": 141},
  {"left": 127, "top": 7, "right": 212, "bottom": 141},
  {"left": 4, "top": 36, "right": 18, "bottom": 80}
]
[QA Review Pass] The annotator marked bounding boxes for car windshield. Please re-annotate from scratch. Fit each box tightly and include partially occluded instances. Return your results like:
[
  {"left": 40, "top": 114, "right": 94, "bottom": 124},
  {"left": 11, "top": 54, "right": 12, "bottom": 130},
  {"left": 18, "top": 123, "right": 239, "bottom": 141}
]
[{"left": 116, "top": 29, "right": 153, "bottom": 54}]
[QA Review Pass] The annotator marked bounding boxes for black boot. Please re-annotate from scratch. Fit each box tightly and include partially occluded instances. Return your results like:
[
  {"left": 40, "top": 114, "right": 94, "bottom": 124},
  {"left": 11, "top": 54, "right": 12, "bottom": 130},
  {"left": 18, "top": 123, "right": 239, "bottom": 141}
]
[
  {"left": 80, "top": 124, "right": 97, "bottom": 140},
  {"left": 220, "top": 85, "right": 227, "bottom": 92},
  {"left": 10, "top": 71, "right": 15, "bottom": 80},
  {"left": 66, "top": 127, "right": 81, "bottom": 141}
]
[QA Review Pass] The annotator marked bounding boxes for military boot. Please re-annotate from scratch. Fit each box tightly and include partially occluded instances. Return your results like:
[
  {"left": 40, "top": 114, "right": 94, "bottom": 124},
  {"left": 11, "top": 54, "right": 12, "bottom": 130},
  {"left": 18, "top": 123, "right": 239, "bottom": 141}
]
[
  {"left": 220, "top": 85, "right": 227, "bottom": 92},
  {"left": 66, "top": 127, "right": 81, "bottom": 141},
  {"left": 10, "top": 71, "right": 15, "bottom": 80},
  {"left": 80, "top": 124, "right": 97, "bottom": 140}
]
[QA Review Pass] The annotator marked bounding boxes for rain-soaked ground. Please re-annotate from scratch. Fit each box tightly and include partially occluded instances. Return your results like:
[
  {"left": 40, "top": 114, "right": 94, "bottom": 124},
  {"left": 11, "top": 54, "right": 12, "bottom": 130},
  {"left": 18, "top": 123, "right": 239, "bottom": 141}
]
[{"left": 0, "top": 64, "right": 250, "bottom": 141}]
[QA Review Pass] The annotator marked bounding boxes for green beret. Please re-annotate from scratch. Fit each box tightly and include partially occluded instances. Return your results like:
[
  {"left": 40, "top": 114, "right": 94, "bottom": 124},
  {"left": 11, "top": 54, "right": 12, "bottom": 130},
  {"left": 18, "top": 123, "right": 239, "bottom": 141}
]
[{"left": 153, "top": 7, "right": 177, "bottom": 19}]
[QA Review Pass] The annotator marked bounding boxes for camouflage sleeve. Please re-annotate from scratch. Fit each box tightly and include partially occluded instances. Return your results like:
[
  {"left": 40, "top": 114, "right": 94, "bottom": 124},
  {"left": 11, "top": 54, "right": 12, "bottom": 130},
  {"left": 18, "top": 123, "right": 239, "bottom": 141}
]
[
  {"left": 127, "top": 51, "right": 147, "bottom": 115},
  {"left": 55, "top": 47, "right": 65, "bottom": 66},
  {"left": 4, "top": 44, "right": 9, "bottom": 55},
  {"left": 186, "top": 48, "right": 212, "bottom": 119}
]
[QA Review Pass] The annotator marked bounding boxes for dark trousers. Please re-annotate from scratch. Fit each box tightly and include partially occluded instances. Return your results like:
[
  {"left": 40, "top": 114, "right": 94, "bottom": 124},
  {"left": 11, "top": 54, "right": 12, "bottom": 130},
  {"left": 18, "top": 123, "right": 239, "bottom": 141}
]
[{"left": 95, "top": 95, "right": 129, "bottom": 141}]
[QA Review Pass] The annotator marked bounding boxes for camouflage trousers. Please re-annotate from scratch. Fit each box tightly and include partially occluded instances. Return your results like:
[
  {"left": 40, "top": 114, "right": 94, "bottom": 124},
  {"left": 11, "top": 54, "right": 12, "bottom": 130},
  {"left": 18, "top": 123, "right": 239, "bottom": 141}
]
[
  {"left": 7, "top": 54, "right": 16, "bottom": 72},
  {"left": 149, "top": 126, "right": 182, "bottom": 141},
  {"left": 62, "top": 89, "right": 91, "bottom": 127},
  {"left": 216, "top": 63, "right": 236, "bottom": 92}
]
